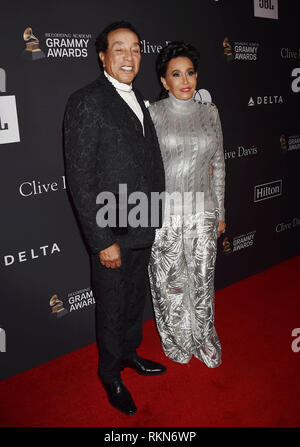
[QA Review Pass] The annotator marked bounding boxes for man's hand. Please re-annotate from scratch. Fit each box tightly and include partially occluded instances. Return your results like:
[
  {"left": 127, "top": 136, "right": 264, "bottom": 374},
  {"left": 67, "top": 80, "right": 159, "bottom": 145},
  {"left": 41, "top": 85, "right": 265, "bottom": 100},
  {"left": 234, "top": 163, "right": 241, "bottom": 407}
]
[
  {"left": 218, "top": 221, "right": 226, "bottom": 238},
  {"left": 98, "top": 243, "right": 121, "bottom": 269}
]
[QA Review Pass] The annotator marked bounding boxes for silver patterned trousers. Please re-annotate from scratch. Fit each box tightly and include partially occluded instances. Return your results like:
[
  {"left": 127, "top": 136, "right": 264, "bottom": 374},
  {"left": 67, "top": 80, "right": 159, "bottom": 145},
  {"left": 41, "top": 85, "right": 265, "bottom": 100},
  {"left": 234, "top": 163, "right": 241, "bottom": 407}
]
[{"left": 149, "top": 211, "right": 222, "bottom": 367}]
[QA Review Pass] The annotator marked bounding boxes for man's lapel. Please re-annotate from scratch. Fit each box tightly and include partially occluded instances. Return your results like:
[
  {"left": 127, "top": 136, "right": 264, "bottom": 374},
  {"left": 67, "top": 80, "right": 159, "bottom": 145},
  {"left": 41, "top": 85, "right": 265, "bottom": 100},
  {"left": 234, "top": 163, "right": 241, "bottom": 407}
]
[
  {"left": 98, "top": 73, "right": 144, "bottom": 137},
  {"left": 97, "top": 73, "right": 147, "bottom": 168}
]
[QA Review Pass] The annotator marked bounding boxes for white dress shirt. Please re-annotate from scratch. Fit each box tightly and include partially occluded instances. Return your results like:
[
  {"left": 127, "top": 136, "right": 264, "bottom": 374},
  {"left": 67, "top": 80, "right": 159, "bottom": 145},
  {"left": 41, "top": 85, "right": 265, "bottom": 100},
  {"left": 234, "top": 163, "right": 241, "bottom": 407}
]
[{"left": 104, "top": 70, "right": 144, "bottom": 135}]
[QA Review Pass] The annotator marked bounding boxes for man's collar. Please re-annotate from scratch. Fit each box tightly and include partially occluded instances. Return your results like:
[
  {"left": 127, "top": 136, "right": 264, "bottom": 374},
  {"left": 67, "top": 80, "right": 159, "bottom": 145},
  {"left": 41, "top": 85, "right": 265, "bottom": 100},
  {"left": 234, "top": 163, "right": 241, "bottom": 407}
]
[{"left": 104, "top": 70, "right": 132, "bottom": 92}]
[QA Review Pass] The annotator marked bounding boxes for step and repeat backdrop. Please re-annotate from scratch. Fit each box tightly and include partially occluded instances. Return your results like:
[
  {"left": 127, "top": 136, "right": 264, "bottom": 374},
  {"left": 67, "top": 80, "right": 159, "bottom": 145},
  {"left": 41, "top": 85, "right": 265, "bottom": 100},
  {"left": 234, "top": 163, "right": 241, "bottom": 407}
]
[{"left": 1, "top": 0, "right": 299, "bottom": 379}]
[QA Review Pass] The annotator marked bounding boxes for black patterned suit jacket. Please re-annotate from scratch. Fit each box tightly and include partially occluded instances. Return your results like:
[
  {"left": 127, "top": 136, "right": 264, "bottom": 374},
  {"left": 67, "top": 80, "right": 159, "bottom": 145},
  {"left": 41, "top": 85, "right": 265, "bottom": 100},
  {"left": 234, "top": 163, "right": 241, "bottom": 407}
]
[{"left": 63, "top": 72, "right": 165, "bottom": 254}]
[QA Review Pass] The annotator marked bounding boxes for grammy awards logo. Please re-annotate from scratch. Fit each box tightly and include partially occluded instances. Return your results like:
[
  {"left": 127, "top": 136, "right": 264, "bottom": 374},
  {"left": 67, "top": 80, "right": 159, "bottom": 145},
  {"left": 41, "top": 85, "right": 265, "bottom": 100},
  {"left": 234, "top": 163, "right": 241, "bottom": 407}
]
[
  {"left": 223, "top": 37, "right": 234, "bottom": 62},
  {"left": 280, "top": 134, "right": 288, "bottom": 152},
  {"left": 49, "top": 294, "right": 68, "bottom": 319},
  {"left": 22, "top": 27, "right": 45, "bottom": 61},
  {"left": 280, "top": 133, "right": 300, "bottom": 152}
]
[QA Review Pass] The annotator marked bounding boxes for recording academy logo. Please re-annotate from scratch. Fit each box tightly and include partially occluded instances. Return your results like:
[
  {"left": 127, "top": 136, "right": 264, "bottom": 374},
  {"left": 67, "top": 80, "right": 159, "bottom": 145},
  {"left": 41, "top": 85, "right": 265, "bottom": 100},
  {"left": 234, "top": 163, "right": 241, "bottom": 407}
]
[
  {"left": 223, "top": 37, "right": 259, "bottom": 62},
  {"left": 45, "top": 32, "right": 91, "bottom": 58},
  {"left": 291, "top": 68, "right": 300, "bottom": 93},
  {"left": 0, "top": 326, "right": 6, "bottom": 352},
  {"left": 0, "top": 68, "right": 5, "bottom": 92},
  {"left": 223, "top": 231, "right": 256, "bottom": 254},
  {"left": 276, "top": 217, "right": 300, "bottom": 233},
  {"left": 0, "top": 95, "right": 20, "bottom": 145},
  {"left": 68, "top": 288, "right": 95, "bottom": 312},
  {"left": 3, "top": 242, "right": 61, "bottom": 266},
  {"left": 49, "top": 294, "right": 68, "bottom": 320},
  {"left": 254, "top": 180, "right": 282, "bottom": 202},
  {"left": 225, "top": 144, "right": 258, "bottom": 160},
  {"left": 48, "top": 288, "right": 95, "bottom": 319},
  {"left": 22, "top": 27, "right": 45, "bottom": 61},
  {"left": 280, "top": 134, "right": 300, "bottom": 152},
  {"left": 21, "top": 26, "right": 92, "bottom": 59},
  {"left": 248, "top": 95, "right": 283, "bottom": 106},
  {"left": 254, "top": 0, "right": 278, "bottom": 20}
]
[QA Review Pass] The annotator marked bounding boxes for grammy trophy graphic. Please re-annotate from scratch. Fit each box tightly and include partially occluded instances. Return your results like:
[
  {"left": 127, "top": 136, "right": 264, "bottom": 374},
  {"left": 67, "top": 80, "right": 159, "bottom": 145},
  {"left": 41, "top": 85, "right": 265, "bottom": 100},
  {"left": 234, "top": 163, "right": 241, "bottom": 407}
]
[{"left": 22, "top": 27, "right": 45, "bottom": 60}]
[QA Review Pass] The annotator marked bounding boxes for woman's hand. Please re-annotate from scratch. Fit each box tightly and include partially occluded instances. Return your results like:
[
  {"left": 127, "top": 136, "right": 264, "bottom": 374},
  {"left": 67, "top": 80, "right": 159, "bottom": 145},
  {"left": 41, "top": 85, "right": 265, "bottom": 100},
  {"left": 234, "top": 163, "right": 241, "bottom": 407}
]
[{"left": 218, "top": 221, "right": 226, "bottom": 238}]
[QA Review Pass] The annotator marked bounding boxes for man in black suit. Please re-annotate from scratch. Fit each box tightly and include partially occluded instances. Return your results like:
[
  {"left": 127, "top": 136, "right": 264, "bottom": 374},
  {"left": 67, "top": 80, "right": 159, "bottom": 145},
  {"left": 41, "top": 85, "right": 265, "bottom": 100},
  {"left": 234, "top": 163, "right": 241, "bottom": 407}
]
[{"left": 63, "top": 22, "right": 166, "bottom": 415}]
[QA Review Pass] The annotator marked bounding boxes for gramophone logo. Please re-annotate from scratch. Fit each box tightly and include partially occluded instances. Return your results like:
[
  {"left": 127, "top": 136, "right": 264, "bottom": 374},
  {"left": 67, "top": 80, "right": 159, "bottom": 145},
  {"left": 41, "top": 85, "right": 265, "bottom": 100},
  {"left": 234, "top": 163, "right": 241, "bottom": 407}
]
[
  {"left": 22, "top": 27, "right": 45, "bottom": 61},
  {"left": 223, "top": 236, "right": 232, "bottom": 254},
  {"left": 49, "top": 294, "right": 68, "bottom": 320},
  {"left": 223, "top": 37, "right": 234, "bottom": 62},
  {"left": 280, "top": 134, "right": 288, "bottom": 152}
]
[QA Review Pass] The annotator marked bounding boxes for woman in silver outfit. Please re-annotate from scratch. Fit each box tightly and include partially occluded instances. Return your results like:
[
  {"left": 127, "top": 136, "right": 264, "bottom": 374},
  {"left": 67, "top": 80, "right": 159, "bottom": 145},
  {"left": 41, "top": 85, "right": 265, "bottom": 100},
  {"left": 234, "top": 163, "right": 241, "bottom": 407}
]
[{"left": 148, "top": 42, "right": 226, "bottom": 368}]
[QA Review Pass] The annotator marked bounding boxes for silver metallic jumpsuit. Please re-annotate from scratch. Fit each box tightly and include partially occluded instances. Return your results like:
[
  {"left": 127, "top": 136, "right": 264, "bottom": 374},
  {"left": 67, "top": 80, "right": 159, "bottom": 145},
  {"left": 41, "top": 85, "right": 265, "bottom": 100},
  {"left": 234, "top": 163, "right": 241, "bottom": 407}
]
[{"left": 148, "top": 92, "right": 225, "bottom": 367}]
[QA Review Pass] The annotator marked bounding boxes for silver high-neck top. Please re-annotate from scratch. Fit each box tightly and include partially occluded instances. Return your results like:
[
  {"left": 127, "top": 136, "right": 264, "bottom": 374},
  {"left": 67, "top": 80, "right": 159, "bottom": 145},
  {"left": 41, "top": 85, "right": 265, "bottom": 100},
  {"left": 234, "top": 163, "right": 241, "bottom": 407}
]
[{"left": 149, "top": 93, "right": 225, "bottom": 220}]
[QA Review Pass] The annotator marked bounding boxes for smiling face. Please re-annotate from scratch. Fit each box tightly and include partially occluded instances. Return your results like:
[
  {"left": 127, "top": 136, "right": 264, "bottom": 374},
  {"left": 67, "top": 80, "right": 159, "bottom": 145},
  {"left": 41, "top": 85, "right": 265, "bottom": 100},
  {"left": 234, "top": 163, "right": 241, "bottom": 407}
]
[
  {"left": 161, "top": 56, "right": 197, "bottom": 100},
  {"left": 99, "top": 28, "right": 141, "bottom": 84}
]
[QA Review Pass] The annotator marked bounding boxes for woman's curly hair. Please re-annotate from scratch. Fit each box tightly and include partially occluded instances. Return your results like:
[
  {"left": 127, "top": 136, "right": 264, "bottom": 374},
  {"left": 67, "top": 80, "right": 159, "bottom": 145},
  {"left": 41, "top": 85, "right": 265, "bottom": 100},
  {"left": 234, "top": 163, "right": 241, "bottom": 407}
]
[{"left": 156, "top": 41, "right": 200, "bottom": 99}]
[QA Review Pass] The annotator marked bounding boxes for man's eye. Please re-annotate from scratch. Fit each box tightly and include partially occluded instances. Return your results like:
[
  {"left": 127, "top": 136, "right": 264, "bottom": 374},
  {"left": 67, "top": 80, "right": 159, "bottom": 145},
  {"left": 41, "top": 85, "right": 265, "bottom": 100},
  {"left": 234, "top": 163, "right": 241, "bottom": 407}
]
[
  {"left": 115, "top": 48, "right": 122, "bottom": 52},
  {"left": 173, "top": 73, "right": 180, "bottom": 77},
  {"left": 132, "top": 49, "right": 140, "bottom": 54},
  {"left": 188, "top": 71, "right": 195, "bottom": 76}
]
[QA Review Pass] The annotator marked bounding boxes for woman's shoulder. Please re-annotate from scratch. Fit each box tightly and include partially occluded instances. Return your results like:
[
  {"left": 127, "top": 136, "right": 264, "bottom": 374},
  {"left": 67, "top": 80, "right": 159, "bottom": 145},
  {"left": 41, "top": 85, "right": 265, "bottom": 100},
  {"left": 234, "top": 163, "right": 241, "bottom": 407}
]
[
  {"left": 148, "top": 98, "right": 167, "bottom": 120},
  {"left": 149, "top": 98, "right": 168, "bottom": 110},
  {"left": 195, "top": 98, "right": 217, "bottom": 109},
  {"left": 195, "top": 99, "right": 219, "bottom": 119}
]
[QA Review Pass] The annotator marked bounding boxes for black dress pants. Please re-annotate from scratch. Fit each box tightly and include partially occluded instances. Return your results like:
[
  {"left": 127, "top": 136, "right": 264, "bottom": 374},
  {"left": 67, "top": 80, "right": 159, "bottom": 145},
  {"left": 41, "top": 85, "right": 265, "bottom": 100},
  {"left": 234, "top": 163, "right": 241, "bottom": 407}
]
[{"left": 91, "top": 246, "right": 151, "bottom": 383}]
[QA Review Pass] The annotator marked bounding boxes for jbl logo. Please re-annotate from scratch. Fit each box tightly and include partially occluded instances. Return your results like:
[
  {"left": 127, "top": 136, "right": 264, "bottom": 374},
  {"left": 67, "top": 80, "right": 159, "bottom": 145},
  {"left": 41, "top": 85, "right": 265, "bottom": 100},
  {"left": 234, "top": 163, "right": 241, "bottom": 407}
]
[
  {"left": 0, "top": 327, "right": 6, "bottom": 352},
  {"left": 254, "top": 0, "right": 278, "bottom": 19}
]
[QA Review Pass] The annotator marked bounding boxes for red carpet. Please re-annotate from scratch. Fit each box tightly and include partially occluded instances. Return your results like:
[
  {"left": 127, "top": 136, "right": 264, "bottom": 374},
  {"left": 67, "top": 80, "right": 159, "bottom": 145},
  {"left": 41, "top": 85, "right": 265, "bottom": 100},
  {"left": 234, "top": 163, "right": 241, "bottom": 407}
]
[{"left": 1, "top": 256, "right": 300, "bottom": 427}]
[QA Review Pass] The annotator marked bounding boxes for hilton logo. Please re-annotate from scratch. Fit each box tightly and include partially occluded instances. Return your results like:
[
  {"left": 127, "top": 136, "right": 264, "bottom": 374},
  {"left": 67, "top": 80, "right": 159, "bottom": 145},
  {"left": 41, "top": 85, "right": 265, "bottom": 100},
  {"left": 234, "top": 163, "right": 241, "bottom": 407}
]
[{"left": 254, "top": 180, "right": 282, "bottom": 202}]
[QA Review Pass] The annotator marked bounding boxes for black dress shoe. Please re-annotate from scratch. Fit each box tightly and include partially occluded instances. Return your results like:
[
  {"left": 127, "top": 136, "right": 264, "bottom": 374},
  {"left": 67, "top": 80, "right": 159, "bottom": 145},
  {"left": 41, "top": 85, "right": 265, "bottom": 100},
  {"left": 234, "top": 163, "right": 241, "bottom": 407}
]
[
  {"left": 120, "top": 355, "right": 167, "bottom": 376},
  {"left": 101, "top": 378, "right": 137, "bottom": 415}
]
